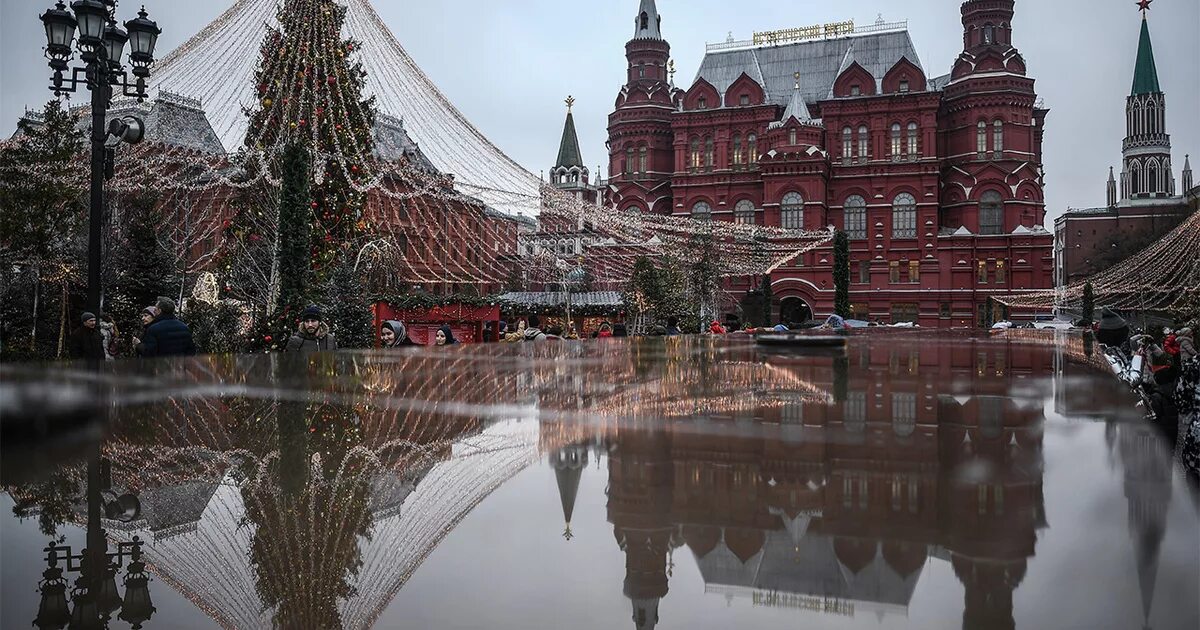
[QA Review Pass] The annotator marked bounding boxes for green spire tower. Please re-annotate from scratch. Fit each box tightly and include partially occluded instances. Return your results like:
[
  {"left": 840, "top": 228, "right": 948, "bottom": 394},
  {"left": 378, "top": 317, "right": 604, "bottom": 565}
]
[{"left": 1117, "top": 2, "right": 1174, "bottom": 203}]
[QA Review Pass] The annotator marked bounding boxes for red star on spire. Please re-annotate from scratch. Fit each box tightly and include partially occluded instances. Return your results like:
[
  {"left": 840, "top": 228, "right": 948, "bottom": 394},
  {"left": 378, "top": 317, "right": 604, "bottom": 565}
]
[{"left": 1137, "top": 0, "right": 1152, "bottom": 14}]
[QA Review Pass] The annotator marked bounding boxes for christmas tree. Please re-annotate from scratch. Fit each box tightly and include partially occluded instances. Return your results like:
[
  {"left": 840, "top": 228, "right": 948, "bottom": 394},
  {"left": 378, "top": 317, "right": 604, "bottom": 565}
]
[{"left": 244, "top": 0, "right": 377, "bottom": 272}]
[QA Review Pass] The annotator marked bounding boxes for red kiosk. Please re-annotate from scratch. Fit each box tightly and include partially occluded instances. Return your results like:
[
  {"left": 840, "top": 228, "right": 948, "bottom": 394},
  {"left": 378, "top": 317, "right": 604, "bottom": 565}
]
[{"left": 373, "top": 301, "right": 502, "bottom": 346}]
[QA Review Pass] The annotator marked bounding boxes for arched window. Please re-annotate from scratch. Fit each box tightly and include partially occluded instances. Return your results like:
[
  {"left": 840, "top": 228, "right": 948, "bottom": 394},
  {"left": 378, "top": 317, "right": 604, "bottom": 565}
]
[
  {"left": 691, "top": 201, "right": 712, "bottom": 221},
  {"left": 844, "top": 195, "right": 867, "bottom": 240},
  {"left": 891, "top": 123, "right": 902, "bottom": 160},
  {"left": 892, "top": 193, "right": 917, "bottom": 239},
  {"left": 638, "top": 63, "right": 645, "bottom": 79},
  {"left": 842, "top": 127, "right": 853, "bottom": 162},
  {"left": 781, "top": 192, "right": 805, "bottom": 229},
  {"left": 640, "top": 12, "right": 648, "bottom": 30},
  {"left": 789, "top": 127, "right": 798, "bottom": 146},
  {"left": 704, "top": 136, "right": 714, "bottom": 169},
  {"left": 979, "top": 190, "right": 1003, "bottom": 235},
  {"left": 734, "top": 200, "right": 756, "bottom": 225},
  {"left": 1147, "top": 159, "right": 1159, "bottom": 194},
  {"left": 858, "top": 125, "right": 869, "bottom": 161},
  {"left": 983, "top": 24, "right": 995, "bottom": 45},
  {"left": 625, "top": 147, "right": 634, "bottom": 174},
  {"left": 1130, "top": 160, "right": 1141, "bottom": 195},
  {"left": 639, "top": 147, "right": 648, "bottom": 173},
  {"left": 977, "top": 121, "right": 987, "bottom": 157},
  {"left": 689, "top": 137, "right": 700, "bottom": 169},
  {"left": 906, "top": 122, "right": 919, "bottom": 157},
  {"left": 698, "top": 96, "right": 708, "bottom": 110},
  {"left": 747, "top": 134, "right": 757, "bottom": 165},
  {"left": 732, "top": 134, "right": 744, "bottom": 166},
  {"left": 993, "top": 120, "right": 1004, "bottom": 158}
]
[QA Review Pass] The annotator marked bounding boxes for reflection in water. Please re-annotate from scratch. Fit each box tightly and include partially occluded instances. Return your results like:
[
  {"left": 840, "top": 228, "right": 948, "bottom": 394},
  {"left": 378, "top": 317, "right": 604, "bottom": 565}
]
[{"left": 1, "top": 334, "right": 1195, "bottom": 629}]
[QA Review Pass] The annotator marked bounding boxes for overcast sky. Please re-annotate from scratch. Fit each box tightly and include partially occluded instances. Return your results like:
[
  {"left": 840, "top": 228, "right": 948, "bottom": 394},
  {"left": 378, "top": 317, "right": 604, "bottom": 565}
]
[{"left": 3, "top": 0, "right": 1197, "bottom": 221}]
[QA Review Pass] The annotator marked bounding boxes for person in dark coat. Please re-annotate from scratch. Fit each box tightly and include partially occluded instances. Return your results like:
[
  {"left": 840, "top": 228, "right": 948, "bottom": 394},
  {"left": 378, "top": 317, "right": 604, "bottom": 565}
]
[
  {"left": 434, "top": 325, "right": 460, "bottom": 346},
  {"left": 136, "top": 297, "right": 197, "bottom": 358},
  {"left": 67, "top": 312, "right": 107, "bottom": 361},
  {"left": 380, "top": 320, "right": 419, "bottom": 348},
  {"left": 1095, "top": 308, "right": 1130, "bottom": 348},
  {"left": 286, "top": 304, "right": 338, "bottom": 353}
]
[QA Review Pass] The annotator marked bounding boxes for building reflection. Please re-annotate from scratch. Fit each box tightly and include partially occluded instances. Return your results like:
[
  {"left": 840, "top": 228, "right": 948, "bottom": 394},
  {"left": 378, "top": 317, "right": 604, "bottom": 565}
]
[{"left": 601, "top": 340, "right": 1051, "bottom": 629}]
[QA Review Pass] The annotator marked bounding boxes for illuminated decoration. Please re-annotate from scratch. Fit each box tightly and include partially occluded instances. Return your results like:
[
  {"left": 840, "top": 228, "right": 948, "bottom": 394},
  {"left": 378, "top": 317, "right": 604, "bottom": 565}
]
[{"left": 996, "top": 209, "right": 1199, "bottom": 313}]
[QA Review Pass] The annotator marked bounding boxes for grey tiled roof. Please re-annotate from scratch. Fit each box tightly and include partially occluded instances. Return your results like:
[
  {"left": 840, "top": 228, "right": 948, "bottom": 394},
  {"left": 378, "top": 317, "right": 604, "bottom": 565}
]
[
  {"left": 694, "top": 30, "right": 924, "bottom": 109},
  {"left": 374, "top": 113, "right": 438, "bottom": 171},
  {"left": 108, "top": 92, "right": 226, "bottom": 154},
  {"left": 499, "top": 292, "right": 624, "bottom": 308}
]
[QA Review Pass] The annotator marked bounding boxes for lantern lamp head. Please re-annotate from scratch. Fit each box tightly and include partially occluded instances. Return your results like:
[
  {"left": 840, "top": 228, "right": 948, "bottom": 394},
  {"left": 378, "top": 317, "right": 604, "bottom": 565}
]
[
  {"left": 40, "top": 1, "right": 77, "bottom": 71},
  {"left": 102, "top": 17, "right": 128, "bottom": 71},
  {"left": 124, "top": 6, "right": 160, "bottom": 79},
  {"left": 69, "top": 0, "right": 108, "bottom": 56}
]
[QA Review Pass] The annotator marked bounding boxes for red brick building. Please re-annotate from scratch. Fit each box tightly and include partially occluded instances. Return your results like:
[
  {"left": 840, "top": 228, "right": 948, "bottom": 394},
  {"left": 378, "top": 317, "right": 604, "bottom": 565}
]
[{"left": 607, "top": 1, "right": 1055, "bottom": 327}]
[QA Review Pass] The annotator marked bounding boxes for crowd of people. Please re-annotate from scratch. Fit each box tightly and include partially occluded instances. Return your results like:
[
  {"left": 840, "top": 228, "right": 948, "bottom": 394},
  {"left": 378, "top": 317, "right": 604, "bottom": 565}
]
[{"left": 68, "top": 297, "right": 197, "bottom": 361}]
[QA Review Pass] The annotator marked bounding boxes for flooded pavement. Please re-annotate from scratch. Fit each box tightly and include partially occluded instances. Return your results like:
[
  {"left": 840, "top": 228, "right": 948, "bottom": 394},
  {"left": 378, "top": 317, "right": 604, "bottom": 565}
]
[{"left": 2, "top": 332, "right": 1198, "bottom": 629}]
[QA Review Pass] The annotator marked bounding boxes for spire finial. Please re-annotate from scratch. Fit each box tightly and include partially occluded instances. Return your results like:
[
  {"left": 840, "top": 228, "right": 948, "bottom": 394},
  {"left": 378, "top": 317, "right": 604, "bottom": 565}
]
[
  {"left": 668, "top": 59, "right": 676, "bottom": 83},
  {"left": 793, "top": 71, "right": 801, "bottom": 90},
  {"left": 1137, "top": 0, "right": 1152, "bottom": 17},
  {"left": 565, "top": 95, "right": 575, "bottom": 113}
]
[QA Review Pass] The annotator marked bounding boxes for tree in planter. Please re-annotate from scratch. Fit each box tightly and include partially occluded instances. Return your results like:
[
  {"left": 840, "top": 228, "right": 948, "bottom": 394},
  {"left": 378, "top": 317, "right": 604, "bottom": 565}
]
[
  {"left": 1080, "top": 282, "right": 1095, "bottom": 326},
  {"left": 833, "top": 230, "right": 851, "bottom": 318},
  {"left": 321, "top": 252, "right": 373, "bottom": 349},
  {"left": 250, "top": 144, "right": 318, "bottom": 350},
  {"left": 106, "top": 191, "right": 178, "bottom": 332},
  {"left": 0, "top": 100, "right": 86, "bottom": 360}
]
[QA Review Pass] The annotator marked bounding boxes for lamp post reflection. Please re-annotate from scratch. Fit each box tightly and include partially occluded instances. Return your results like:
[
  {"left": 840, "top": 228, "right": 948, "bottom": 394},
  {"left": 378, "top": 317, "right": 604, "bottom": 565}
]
[{"left": 34, "top": 448, "right": 154, "bottom": 630}]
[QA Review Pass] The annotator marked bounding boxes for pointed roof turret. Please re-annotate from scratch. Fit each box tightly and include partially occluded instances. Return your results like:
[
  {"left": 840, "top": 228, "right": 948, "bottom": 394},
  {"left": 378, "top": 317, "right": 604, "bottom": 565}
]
[
  {"left": 555, "top": 96, "right": 585, "bottom": 169},
  {"left": 770, "top": 72, "right": 813, "bottom": 129},
  {"left": 1131, "top": 14, "right": 1161, "bottom": 95},
  {"left": 633, "top": 0, "right": 663, "bottom": 40},
  {"left": 551, "top": 445, "right": 587, "bottom": 540}
]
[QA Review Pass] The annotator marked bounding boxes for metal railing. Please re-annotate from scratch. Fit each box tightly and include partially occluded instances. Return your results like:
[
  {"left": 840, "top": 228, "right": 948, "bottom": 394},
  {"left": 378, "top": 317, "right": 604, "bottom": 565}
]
[{"left": 707, "top": 19, "right": 907, "bottom": 52}]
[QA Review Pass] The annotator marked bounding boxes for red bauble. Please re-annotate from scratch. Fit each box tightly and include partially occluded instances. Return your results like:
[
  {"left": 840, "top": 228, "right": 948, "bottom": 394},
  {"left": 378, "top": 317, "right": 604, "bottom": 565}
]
[
  {"left": 311, "top": 202, "right": 319, "bottom": 209},
  {"left": 327, "top": 76, "right": 337, "bottom": 85},
  {"left": 264, "top": 335, "right": 273, "bottom": 342}
]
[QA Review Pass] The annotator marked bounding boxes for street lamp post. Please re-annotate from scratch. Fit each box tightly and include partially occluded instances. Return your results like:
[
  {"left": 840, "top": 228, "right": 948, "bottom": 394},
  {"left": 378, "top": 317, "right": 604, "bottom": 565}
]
[{"left": 38, "top": 0, "right": 160, "bottom": 316}]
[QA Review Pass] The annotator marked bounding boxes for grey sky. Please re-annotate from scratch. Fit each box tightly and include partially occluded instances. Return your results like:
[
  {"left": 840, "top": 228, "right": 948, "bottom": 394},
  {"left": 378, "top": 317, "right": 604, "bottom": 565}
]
[{"left": 3, "top": 0, "right": 1197, "bottom": 222}]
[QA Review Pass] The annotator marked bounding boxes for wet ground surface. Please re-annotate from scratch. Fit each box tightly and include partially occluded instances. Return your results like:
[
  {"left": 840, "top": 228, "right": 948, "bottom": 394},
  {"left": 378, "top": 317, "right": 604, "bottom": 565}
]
[{"left": 2, "top": 331, "right": 1198, "bottom": 629}]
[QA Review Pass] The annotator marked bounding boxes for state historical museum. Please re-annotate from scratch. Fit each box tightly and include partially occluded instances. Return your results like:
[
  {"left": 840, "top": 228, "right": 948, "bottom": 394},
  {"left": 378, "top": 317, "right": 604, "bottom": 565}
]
[{"left": 606, "top": 0, "right": 1054, "bottom": 327}]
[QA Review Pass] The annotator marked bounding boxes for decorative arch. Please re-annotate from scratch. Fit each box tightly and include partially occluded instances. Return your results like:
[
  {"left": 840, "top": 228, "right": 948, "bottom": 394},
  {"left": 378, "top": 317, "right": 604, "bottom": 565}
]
[
  {"left": 779, "top": 296, "right": 813, "bottom": 326},
  {"left": 881, "top": 56, "right": 926, "bottom": 94},
  {"left": 1146, "top": 157, "right": 1160, "bottom": 194},
  {"left": 733, "top": 199, "right": 757, "bottom": 224},
  {"left": 979, "top": 189, "right": 1004, "bottom": 235},
  {"left": 683, "top": 78, "right": 721, "bottom": 111},
  {"left": 832, "top": 62, "right": 876, "bottom": 98},
  {"left": 724, "top": 72, "right": 766, "bottom": 108},
  {"left": 691, "top": 200, "right": 713, "bottom": 221}
]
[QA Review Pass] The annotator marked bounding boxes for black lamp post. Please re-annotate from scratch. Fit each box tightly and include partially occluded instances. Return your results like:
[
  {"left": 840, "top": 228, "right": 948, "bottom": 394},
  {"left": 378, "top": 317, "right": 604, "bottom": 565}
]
[{"left": 38, "top": 0, "right": 160, "bottom": 318}]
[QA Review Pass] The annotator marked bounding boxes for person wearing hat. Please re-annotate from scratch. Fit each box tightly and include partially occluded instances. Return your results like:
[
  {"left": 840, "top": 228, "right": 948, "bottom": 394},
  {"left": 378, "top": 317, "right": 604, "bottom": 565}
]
[
  {"left": 286, "top": 304, "right": 338, "bottom": 353},
  {"left": 136, "top": 297, "right": 197, "bottom": 358},
  {"left": 67, "top": 311, "right": 107, "bottom": 361}
]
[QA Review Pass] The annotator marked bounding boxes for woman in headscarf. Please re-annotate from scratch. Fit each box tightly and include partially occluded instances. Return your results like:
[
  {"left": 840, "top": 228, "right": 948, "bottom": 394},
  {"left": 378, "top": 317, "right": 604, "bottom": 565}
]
[
  {"left": 434, "top": 325, "right": 460, "bottom": 346},
  {"left": 380, "top": 320, "right": 418, "bottom": 348}
]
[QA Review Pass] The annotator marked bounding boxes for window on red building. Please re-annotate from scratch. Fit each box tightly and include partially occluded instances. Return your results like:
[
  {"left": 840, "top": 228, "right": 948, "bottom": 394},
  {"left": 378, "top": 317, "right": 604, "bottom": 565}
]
[
  {"left": 689, "top": 137, "right": 700, "bottom": 169},
  {"left": 980, "top": 190, "right": 1003, "bottom": 235},
  {"left": 747, "top": 134, "right": 758, "bottom": 165},
  {"left": 857, "top": 125, "right": 869, "bottom": 162},
  {"left": 734, "top": 200, "right": 755, "bottom": 225},
  {"left": 850, "top": 85, "right": 861, "bottom": 96},
  {"left": 977, "top": 121, "right": 987, "bottom": 158},
  {"left": 891, "top": 193, "right": 917, "bottom": 239},
  {"left": 858, "top": 260, "right": 870, "bottom": 284},
  {"left": 842, "top": 127, "right": 853, "bottom": 164},
  {"left": 639, "top": 147, "right": 647, "bottom": 173},
  {"left": 692, "top": 201, "right": 712, "bottom": 221},
  {"left": 995, "top": 259, "right": 1007, "bottom": 284},
  {"left": 890, "top": 123, "right": 902, "bottom": 161},
  {"left": 899, "top": 79, "right": 910, "bottom": 93},
  {"left": 704, "top": 136, "right": 714, "bottom": 170},
  {"left": 781, "top": 192, "right": 804, "bottom": 229},
  {"left": 740, "top": 94, "right": 750, "bottom": 106},
  {"left": 789, "top": 127, "right": 797, "bottom": 146},
  {"left": 907, "top": 122, "right": 919, "bottom": 158},
  {"left": 844, "top": 195, "right": 867, "bottom": 239},
  {"left": 909, "top": 260, "right": 920, "bottom": 283},
  {"left": 698, "top": 96, "right": 708, "bottom": 110},
  {"left": 732, "top": 134, "right": 744, "bottom": 166},
  {"left": 993, "top": 120, "right": 1004, "bottom": 158},
  {"left": 625, "top": 147, "right": 633, "bottom": 174},
  {"left": 890, "top": 261, "right": 901, "bottom": 284},
  {"left": 977, "top": 260, "right": 988, "bottom": 284},
  {"left": 891, "top": 303, "right": 919, "bottom": 324}
]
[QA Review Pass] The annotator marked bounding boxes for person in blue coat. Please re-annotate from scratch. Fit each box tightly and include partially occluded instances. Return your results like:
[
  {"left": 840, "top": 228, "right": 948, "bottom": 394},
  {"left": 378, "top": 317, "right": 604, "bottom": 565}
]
[{"left": 135, "top": 297, "right": 197, "bottom": 358}]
